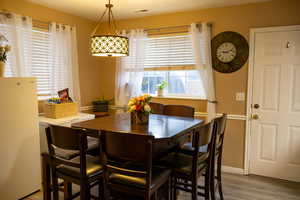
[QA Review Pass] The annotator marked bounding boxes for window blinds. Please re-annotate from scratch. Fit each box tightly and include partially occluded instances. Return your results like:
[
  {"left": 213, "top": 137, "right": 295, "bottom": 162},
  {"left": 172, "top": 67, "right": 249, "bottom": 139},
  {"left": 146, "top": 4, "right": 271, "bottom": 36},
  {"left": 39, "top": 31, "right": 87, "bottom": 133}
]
[
  {"left": 31, "top": 29, "right": 52, "bottom": 96},
  {"left": 144, "top": 35, "right": 195, "bottom": 68}
]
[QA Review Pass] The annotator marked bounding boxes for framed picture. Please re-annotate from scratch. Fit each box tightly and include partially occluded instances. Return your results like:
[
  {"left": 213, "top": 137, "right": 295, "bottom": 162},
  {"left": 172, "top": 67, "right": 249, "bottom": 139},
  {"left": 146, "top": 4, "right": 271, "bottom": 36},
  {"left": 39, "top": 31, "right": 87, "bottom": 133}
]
[{"left": 58, "top": 88, "right": 73, "bottom": 102}]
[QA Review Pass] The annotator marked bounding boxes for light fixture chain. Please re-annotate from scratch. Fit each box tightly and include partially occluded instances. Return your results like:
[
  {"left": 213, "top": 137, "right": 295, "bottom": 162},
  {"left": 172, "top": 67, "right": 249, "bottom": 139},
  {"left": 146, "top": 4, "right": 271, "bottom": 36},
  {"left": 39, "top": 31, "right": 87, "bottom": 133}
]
[
  {"left": 91, "top": 7, "right": 109, "bottom": 36},
  {"left": 110, "top": 9, "right": 118, "bottom": 35}
]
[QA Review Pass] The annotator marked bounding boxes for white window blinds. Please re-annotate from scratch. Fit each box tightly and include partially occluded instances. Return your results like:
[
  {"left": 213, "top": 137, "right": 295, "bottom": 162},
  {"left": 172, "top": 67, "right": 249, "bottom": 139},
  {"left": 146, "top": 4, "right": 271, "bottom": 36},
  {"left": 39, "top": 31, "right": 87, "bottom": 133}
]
[
  {"left": 144, "top": 35, "right": 195, "bottom": 68},
  {"left": 31, "top": 29, "right": 52, "bottom": 96}
]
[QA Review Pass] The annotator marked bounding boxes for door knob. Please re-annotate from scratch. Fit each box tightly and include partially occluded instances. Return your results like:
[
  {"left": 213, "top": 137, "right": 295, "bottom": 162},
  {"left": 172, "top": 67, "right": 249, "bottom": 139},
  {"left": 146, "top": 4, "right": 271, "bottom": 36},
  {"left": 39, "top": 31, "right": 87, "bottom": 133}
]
[
  {"left": 253, "top": 104, "right": 260, "bottom": 109},
  {"left": 252, "top": 114, "right": 259, "bottom": 120}
]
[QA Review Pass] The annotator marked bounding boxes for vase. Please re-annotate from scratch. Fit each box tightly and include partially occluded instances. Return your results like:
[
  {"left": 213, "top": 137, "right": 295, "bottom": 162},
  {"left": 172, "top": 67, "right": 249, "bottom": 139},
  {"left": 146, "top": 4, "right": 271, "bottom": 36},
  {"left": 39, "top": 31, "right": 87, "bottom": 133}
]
[
  {"left": 131, "top": 112, "right": 149, "bottom": 125},
  {"left": 0, "top": 61, "right": 5, "bottom": 77},
  {"left": 157, "top": 89, "right": 163, "bottom": 97}
]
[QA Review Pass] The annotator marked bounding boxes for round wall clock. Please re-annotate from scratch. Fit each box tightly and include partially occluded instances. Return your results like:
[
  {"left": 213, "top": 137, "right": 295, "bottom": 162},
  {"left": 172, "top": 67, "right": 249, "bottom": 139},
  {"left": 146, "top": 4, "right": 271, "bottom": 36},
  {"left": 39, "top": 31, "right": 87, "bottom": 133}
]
[{"left": 211, "top": 31, "right": 249, "bottom": 73}]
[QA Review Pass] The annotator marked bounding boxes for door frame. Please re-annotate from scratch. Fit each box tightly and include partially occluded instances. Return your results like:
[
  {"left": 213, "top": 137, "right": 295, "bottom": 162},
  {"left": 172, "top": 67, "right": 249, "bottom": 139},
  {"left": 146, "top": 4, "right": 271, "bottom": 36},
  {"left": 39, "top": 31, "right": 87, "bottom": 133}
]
[{"left": 244, "top": 25, "right": 300, "bottom": 175}]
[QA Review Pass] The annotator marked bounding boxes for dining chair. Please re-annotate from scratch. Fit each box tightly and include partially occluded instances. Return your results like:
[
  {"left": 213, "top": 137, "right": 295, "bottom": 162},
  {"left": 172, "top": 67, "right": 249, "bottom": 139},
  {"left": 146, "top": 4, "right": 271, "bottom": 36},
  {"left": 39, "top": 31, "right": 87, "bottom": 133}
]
[
  {"left": 159, "top": 120, "right": 216, "bottom": 200},
  {"left": 163, "top": 105, "right": 195, "bottom": 118},
  {"left": 46, "top": 125, "right": 103, "bottom": 200},
  {"left": 100, "top": 131, "right": 172, "bottom": 200},
  {"left": 150, "top": 102, "right": 164, "bottom": 114},
  {"left": 209, "top": 114, "right": 227, "bottom": 200},
  {"left": 179, "top": 114, "right": 227, "bottom": 200}
]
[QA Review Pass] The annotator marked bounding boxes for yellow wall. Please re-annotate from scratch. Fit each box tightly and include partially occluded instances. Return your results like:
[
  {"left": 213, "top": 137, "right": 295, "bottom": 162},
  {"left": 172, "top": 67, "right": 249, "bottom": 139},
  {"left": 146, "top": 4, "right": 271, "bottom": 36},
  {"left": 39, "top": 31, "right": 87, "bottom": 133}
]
[
  {"left": 97, "top": 0, "right": 300, "bottom": 168},
  {"left": 2, "top": 0, "right": 300, "bottom": 169},
  {"left": 1, "top": 0, "right": 103, "bottom": 106}
]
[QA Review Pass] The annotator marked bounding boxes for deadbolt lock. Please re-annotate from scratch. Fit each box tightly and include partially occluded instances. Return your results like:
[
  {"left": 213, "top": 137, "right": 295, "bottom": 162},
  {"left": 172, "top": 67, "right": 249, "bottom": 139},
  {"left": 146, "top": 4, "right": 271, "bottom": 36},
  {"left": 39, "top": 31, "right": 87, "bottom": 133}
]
[
  {"left": 253, "top": 104, "right": 260, "bottom": 109},
  {"left": 252, "top": 114, "right": 259, "bottom": 120}
]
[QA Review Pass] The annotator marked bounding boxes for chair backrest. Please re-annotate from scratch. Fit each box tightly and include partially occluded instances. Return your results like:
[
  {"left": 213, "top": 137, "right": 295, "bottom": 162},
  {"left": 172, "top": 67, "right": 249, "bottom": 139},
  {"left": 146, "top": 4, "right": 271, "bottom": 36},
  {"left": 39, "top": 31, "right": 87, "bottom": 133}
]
[
  {"left": 149, "top": 102, "right": 164, "bottom": 114},
  {"left": 45, "top": 125, "right": 89, "bottom": 175},
  {"left": 191, "top": 120, "right": 215, "bottom": 175},
  {"left": 163, "top": 105, "right": 195, "bottom": 118},
  {"left": 46, "top": 125, "right": 81, "bottom": 151},
  {"left": 100, "top": 131, "right": 154, "bottom": 188},
  {"left": 214, "top": 113, "right": 227, "bottom": 156}
]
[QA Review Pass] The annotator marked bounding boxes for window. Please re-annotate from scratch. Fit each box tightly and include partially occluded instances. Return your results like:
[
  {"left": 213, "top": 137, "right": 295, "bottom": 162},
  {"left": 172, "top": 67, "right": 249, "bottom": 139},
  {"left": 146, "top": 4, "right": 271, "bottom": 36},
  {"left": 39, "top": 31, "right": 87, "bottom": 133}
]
[
  {"left": 1, "top": 24, "right": 54, "bottom": 98},
  {"left": 141, "top": 35, "right": 205, "bottom": 98}
]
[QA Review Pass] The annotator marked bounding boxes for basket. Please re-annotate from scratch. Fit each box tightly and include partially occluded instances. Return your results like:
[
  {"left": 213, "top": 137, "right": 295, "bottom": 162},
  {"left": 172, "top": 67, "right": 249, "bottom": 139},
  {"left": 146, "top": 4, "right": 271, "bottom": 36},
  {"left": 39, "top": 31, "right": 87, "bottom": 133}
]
[{"left": 44, "top": 102, "right": 78, "bottom": 119}]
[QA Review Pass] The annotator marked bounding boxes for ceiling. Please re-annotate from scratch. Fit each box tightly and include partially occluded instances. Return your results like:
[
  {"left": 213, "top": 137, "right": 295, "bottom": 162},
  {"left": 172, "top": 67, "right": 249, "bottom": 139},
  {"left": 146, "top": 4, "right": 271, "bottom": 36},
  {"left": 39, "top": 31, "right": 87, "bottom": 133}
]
[{"left": 27, "top": 0, "right": 270, "bottom": 21}]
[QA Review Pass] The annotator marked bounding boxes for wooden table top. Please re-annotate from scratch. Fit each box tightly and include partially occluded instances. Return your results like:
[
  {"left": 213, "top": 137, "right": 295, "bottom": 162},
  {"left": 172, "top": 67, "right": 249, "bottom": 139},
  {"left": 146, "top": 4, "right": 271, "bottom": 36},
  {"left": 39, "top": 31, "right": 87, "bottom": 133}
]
[{"left": 72, "top": 113, "right": 203, "bottom": 140}]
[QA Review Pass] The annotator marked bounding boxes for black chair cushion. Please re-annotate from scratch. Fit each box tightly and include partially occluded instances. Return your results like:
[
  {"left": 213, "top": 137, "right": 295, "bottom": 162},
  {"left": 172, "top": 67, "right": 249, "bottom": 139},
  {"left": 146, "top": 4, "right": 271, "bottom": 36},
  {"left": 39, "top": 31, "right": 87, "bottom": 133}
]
[
  {"left": 109, "top": 166, "right": 171, "bottom": 189},
  {"left": 54, "top": 147, "right": 79, "bottom": 160},
  {"left": 176, "top": 143, "right": 208, "bottom": 155},
  {"left": 54, "top": 136, "right": 98, "bottom": 160},
  {"left": 57, "top": 155, "right": 102, "bottom": 178},
  {"left": 159, "top": 152, "right": 208, "bottom": 176}
]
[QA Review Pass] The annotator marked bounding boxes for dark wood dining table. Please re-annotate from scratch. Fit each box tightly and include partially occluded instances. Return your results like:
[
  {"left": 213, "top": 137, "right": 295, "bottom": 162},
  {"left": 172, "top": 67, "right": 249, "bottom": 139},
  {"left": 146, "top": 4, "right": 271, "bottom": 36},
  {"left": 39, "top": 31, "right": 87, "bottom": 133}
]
[{"left": 42, "top": 113, "right": 203, "bottom": 200}]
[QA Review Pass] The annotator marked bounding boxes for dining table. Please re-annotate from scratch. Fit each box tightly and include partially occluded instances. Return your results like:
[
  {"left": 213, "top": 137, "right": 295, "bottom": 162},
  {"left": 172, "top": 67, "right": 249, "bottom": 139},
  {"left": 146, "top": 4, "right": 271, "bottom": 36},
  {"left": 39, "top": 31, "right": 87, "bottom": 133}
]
[{"left": 42, "top": 112, "right": 203, "bottom": 200}]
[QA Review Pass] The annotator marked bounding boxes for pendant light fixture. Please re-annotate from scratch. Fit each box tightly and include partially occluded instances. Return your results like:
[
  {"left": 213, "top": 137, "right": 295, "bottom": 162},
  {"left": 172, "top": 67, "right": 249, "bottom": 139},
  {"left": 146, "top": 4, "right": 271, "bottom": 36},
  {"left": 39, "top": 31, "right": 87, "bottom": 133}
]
[{"left": 90, "top": 0, "right": 129, "bottom": 57}]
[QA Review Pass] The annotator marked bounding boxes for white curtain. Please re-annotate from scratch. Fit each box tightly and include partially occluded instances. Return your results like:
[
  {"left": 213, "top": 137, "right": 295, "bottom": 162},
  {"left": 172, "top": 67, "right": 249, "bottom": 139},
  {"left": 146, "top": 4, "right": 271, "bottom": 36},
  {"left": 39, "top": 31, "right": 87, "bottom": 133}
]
[
  {"left": 0, "top": 13, "right": 32, "bottom": 77},
  {"left": 190, "top": 23, "right": 216, "bottom": 121},
  {"left": 115, "top": 29, "right": 147, "bottom": 107},
  {"left": 50, "top": 22, "right": 81, "bottom": 105}
]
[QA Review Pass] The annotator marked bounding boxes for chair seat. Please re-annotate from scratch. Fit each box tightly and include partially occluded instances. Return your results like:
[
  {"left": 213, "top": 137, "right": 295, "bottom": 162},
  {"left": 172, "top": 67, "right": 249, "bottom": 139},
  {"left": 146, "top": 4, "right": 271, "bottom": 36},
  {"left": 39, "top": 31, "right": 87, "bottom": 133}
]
[
  {"left": 57, "top": 155, "right": 103, "bottom": 178},
  {"left": 54, "top": 136, "right": 99, "bottom": 160},
  {"left": 175, "top": 143, "right": 208, "bottom": 155},
  {"left": 159, "top": 152, "right": 208, "bottom": 176},
  {"left": 109, "top": 166, "right": 171, "bottom": 189}
]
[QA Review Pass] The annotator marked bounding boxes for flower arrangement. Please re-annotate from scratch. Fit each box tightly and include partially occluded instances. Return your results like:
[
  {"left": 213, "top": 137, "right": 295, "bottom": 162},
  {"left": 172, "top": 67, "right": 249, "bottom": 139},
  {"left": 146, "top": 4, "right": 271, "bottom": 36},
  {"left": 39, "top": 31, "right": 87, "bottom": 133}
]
[
  {"left": 128, "top": 94, "right": 152, "bottom": 124},
  {"left": 0, "top": 45, "right": 11, "bottom": 63}
]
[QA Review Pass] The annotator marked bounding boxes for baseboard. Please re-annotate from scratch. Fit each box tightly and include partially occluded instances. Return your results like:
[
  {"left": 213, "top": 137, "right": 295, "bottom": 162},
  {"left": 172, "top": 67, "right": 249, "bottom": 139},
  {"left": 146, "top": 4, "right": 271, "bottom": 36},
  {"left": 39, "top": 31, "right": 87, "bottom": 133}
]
[{"left": 221, "top": 165, "right": 244, "bottom": 175}]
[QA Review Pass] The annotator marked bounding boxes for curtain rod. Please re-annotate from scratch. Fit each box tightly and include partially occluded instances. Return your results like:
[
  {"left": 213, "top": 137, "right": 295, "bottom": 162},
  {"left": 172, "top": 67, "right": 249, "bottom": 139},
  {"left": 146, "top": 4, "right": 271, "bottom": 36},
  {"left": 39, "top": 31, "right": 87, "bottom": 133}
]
[
  {"left": 144, "top": 22, "right": 212, "bottom": 32},
  {"left": 123, "top": 22, "right": 212, "bottom": 35},
  {"left": 0, "top": 10, "right": 70, "bottom": 28}
]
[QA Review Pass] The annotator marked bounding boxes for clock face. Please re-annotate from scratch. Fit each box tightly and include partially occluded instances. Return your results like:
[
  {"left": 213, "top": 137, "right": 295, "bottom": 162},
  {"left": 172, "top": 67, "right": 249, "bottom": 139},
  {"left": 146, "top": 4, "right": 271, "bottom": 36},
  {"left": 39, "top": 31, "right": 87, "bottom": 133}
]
[{"left": 217, "top": 42, "right": 237, "bottom": 63}]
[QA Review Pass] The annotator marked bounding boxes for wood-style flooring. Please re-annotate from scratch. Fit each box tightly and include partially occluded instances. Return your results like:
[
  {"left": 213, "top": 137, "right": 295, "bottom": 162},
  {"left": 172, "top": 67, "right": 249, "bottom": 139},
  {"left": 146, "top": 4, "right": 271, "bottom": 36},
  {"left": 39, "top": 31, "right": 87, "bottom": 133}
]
[{"left": 25, "top": 173, "right": 300, "bottom": 200}]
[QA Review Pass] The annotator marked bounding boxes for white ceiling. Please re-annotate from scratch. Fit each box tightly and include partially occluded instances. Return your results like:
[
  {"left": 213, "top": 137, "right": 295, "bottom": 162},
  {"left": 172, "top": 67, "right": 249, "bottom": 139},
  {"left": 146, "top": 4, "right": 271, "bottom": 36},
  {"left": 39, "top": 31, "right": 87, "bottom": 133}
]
[{"left": 27, "top": 0, "right": 270, "bottom": 21}]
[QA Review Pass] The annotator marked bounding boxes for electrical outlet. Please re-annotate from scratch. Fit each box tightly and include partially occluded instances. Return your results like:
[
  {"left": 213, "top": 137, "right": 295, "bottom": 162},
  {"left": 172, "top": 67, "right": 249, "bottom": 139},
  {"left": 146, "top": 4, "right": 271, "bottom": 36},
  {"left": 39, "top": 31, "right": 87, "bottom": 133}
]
[{"left": 236, "top": 92, "right": 245, "bottom": 101}]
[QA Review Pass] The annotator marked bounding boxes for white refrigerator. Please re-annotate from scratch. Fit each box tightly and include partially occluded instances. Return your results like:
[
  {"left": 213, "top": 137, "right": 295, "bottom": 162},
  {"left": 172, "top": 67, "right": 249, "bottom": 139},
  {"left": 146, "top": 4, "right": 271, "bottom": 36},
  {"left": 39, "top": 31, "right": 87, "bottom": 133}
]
[{"left": 0, "top": 78, "right": 41, "bottom": 199}]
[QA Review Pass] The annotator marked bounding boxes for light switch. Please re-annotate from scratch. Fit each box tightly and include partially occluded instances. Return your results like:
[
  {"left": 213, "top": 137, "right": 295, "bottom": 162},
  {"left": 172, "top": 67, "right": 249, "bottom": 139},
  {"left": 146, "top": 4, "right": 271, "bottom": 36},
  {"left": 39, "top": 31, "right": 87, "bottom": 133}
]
[{"left": 236, "top": 92, "right": 245, "bottom": 101}]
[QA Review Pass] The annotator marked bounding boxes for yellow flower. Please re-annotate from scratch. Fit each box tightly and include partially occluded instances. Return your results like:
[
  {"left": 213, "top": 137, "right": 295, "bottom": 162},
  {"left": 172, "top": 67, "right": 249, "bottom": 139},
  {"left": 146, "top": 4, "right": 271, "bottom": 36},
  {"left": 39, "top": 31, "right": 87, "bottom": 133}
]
[
  {"left": 4, "top": 45, "right": 11, "bottom": 52},
  {"left": 144, "top": 104, "right": 151, "bottom": 112},
  {"left": 129, "top": 105, "right": 136, "bottom": 112},
  {"left": 128, "top": 100, "right": 135, "bottom": 106}
]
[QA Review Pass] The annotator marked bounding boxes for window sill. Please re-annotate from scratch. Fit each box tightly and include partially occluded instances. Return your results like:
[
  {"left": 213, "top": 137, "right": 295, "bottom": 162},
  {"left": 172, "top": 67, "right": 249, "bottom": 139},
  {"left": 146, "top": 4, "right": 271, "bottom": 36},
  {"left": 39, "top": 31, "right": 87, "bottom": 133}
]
[{"left": 152, "top": 95, "right": 206, "bottom": 101}]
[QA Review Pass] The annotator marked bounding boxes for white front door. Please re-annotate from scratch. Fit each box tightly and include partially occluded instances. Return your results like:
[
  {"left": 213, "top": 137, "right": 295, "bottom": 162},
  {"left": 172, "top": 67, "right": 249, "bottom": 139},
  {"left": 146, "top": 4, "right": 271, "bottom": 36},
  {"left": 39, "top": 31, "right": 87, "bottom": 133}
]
[{"left": 250, "top": 26, "right": 300, "bottom": 182}]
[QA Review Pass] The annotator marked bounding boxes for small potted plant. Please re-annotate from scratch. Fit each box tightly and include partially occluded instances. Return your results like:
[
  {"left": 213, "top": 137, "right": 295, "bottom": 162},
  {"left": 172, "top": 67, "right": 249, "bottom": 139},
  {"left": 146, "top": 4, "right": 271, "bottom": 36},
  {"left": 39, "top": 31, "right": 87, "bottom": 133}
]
[
  {"left": 92, "top": 96, "right": 113, "bottom": 112},
  {"left": 128, "top": 94, "right": 152, "bottom": 125},
  {"left": 156, "top": 80, "right": 168, "bottom": 97}
]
